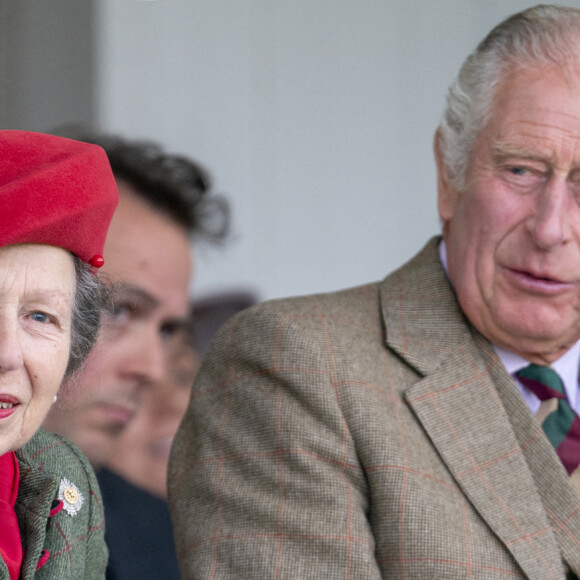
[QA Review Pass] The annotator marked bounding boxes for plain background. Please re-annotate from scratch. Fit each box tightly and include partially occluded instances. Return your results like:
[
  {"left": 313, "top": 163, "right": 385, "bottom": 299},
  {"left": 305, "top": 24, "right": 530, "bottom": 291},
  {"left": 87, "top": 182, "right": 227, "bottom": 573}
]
[{"left": 3, "top": 1, "right": 578, "bottom": 301}]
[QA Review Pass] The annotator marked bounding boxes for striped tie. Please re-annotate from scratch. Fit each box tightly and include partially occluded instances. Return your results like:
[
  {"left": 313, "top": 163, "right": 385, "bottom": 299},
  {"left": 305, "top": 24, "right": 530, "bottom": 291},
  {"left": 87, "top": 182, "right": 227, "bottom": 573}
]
[{"left": 516, "top": 364, "right": 580, "bottom": 480}]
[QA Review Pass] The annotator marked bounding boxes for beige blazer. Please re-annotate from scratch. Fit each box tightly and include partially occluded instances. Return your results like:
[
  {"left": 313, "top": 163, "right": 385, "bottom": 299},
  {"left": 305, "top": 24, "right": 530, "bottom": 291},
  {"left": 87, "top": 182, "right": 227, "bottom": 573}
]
[{"left": 169, "top": 237, "right": 580, "bottom": 579}]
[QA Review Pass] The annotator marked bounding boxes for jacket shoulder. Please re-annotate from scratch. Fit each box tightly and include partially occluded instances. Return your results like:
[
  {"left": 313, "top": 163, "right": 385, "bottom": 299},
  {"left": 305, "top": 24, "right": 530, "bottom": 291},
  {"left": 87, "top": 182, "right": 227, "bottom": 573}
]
[
  {"left": 16, "top": 429, "right": 108, "bottom": 579},
  {"left": 18, "top": 428, "right": 95, "bottom": 478},
  {"left": 233, "top": 280, "right": 383, "bottom": 331}
]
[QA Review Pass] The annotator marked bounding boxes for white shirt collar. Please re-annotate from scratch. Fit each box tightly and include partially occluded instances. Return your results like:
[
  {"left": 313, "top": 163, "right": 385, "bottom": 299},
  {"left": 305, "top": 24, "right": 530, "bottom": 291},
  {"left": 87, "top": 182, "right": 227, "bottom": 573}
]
[{"left": 438, "top": 239, "right": 449, "bottom": 275}]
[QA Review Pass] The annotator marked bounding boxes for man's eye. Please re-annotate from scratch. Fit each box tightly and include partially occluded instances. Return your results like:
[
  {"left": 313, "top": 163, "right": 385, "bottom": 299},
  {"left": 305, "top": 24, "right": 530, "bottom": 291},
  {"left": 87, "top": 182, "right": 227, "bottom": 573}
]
[
  {"left": 106, "top": 303, "right": 135, "bottom": 326},
  {"left": 113, "top": 303, "right": 133, "bottom": 319},
  {"left": 510, "top": 167, "right": 528, "bottom": 176},
  {"left": 160, "top": 322, "right": 184, "bottom": 339}
]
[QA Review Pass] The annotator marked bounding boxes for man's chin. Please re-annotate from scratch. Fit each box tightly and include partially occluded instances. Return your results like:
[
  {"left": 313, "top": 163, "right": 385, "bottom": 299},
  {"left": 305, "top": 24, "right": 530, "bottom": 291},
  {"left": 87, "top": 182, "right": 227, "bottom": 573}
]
[
  {"left": 492, "top": 317, "right": 580, "bottom": 361},
  {"left": 146, "top": 435, "right": 174, "bottom": 459}
]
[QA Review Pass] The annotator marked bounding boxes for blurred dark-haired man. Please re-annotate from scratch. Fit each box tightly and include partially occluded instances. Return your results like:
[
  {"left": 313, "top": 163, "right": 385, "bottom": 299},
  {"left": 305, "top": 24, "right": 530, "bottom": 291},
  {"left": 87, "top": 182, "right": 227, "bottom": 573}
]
[{"left": 44, "top": 133, "right": 228, "bottom": 468}]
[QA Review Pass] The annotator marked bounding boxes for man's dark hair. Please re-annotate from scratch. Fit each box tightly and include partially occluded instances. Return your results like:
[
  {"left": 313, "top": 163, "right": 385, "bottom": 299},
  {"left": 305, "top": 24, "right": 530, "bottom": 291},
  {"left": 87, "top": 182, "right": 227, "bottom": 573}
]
[{"left": 55, "top": 128, "right": 229, "bottom": 242}]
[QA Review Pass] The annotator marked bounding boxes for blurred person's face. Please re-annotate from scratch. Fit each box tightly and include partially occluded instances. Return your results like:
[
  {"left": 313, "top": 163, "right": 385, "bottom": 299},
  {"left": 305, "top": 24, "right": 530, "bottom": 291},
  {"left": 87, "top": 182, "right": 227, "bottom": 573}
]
[
  {"left": 438, "top": 65, "right": 580, "bottom": 364},
  {"left": 0, "top": 244, "right": 74, "bottom": 455},
  {"left": 43, "top": 183, "right": 192, "bottom": 467},
  {"left": 107, "top": 333, "right": 199, "bottom": 498}
]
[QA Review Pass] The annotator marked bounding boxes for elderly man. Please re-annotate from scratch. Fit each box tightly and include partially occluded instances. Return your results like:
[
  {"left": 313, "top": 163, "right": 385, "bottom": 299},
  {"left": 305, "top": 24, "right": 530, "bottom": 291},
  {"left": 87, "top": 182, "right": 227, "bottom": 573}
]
[
  {"left": 169, "top": 5, "right": 580, "bottom": 579},
  {"left": 44, "top": 134, "right": 228, "bottom": 468}
]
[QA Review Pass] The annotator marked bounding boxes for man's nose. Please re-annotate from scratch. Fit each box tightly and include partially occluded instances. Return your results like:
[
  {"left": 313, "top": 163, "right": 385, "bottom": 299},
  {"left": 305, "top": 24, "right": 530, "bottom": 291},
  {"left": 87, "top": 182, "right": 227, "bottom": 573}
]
[
  {"left": 121, "top": 328, "right": 167, "bottom": 385},
  {"left": 0, "top": 319, "right": 24, "bottom": 372},
  {"left": 528, "top": 178, "right": 571, "bottom": 250}
]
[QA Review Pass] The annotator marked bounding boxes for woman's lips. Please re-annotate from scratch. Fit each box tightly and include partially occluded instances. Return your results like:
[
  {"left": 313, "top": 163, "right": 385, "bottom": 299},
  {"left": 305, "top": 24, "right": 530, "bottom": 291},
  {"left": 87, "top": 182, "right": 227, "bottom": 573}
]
[{"left": 0, "top": 395, "right": 20, "bottom": 419}]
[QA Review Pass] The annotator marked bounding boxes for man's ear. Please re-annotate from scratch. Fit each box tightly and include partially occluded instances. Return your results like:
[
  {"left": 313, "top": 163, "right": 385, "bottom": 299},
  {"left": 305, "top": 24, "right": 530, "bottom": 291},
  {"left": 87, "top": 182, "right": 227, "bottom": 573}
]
[{"left": 434, "top": 129, "right": 460, "bottom": 224}]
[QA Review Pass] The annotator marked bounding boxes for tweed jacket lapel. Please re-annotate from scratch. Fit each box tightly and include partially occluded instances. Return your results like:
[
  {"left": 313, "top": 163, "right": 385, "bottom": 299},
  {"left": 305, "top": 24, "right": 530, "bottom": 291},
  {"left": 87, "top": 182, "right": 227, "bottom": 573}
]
[
  {"left": 476, "top": 331, "right": 580, "bottom": 576},
  {"left": 381, "top": 237, "right": 569, "bottom": 579},
  {"left": 14, "top": 450, "right": 56, "bottom": 577}
]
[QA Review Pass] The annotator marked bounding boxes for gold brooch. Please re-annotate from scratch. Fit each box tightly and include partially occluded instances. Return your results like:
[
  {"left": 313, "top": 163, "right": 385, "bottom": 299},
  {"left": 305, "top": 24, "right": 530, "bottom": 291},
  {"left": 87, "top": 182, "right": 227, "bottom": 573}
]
[{"left": 58, "top": 478, "right": 84, "bottom": 516}]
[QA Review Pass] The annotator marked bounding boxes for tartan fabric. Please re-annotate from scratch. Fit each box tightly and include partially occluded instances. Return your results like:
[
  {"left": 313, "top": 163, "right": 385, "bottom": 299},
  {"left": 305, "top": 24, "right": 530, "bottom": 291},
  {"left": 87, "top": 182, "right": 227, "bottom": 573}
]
[
  {"left": 169, "top": 237, "right": 580, "bottom": 579},
  {"left": 0, "top": 428, "right": 108, "bottom": 579},
  {"left": 517, "top": 365, "right": 580, "bottom": 476}
]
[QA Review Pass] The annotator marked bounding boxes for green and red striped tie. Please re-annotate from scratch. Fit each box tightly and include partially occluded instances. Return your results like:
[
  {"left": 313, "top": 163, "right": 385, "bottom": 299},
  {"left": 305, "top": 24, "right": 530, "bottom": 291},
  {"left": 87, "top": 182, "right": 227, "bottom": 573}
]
[{"left": 516, "top": 364, "right": 580, "bottom": 477}]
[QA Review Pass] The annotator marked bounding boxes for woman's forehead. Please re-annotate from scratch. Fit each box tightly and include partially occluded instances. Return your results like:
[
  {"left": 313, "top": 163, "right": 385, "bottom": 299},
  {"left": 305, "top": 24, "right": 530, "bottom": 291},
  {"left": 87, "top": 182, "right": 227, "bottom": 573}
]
[{"left": 0, "top": 244, "right": 75, "bottom": 299}]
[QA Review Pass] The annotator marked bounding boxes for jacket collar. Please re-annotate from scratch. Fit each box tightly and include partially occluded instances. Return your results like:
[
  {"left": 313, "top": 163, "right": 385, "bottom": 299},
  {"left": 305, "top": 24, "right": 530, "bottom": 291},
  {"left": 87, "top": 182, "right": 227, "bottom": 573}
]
[
  {"left": 380, "top": 236, "right": 469, "bottom": 376},
  {"left": 380, "top": 236, "right": 580, "bottom": 579}
]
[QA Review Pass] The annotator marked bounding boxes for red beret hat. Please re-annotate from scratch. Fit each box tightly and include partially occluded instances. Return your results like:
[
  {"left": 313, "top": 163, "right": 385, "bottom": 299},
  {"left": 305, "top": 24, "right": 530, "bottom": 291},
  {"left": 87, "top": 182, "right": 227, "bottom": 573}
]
[{"left": 0, "top": 130, "right": 118, "bottom": 267}]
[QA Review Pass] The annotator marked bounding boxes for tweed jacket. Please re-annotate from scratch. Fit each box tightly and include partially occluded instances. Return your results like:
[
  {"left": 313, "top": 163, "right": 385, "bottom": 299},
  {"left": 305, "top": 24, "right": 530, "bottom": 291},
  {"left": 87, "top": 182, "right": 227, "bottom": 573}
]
[
  {"left": 0, "top": 428, "right": 107, "bottom": 579},
  {"left": 169, "top": 237, "right": 580, "bottom": 579}
]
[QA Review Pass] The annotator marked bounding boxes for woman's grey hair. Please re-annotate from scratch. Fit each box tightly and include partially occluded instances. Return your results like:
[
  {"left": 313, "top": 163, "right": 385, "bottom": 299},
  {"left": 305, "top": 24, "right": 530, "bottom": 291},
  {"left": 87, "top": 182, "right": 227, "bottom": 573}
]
[
  {"left": 66, "top": 255, "right": 110, "bottom": 376},
  {"left": 438, "top": 4, "right": 580, "bottom": 191}
]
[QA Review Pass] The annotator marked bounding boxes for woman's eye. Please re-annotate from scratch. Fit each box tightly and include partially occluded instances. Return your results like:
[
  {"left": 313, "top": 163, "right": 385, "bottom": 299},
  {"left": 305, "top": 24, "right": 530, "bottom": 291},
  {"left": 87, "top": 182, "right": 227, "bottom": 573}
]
[{"left": 30, "top": 311, "right": 51, "bottom": 324}]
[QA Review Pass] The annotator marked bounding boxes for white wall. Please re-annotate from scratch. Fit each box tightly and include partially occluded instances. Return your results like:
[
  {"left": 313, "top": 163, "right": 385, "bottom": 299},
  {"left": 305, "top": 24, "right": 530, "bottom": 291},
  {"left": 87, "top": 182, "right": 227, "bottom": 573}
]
[{"left": 94, "top": 1, "right": 579, "bottom": 301}]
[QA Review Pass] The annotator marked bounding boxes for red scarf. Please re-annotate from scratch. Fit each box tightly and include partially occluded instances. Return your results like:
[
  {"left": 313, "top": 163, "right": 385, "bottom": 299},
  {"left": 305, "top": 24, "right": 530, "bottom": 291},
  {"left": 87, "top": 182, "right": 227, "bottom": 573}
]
[{"left": 0, "top": 451, "right": 22, "bottom": 580}]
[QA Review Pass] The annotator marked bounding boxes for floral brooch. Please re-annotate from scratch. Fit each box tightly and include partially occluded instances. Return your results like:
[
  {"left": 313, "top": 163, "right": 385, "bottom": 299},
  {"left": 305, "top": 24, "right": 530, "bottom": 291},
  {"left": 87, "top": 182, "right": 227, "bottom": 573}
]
[{"left": 58, "top": 478, "right": 84, "bottom": 517}]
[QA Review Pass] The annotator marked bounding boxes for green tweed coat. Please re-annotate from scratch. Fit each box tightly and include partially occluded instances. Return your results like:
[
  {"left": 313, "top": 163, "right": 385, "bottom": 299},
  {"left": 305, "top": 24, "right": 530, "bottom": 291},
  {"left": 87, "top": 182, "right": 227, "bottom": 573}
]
[
  {"left": 169, "top": 237, "right": 580, "bottom": 579},
  {"left": 1, "top": 428, "right": 107, "bottom": 579}
]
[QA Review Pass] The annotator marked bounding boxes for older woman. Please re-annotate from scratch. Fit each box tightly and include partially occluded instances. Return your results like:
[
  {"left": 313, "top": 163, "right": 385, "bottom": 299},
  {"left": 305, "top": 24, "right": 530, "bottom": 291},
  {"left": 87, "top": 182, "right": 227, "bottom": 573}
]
[{"left": 0, "top": 131, "right": 117, "bottom": 579}]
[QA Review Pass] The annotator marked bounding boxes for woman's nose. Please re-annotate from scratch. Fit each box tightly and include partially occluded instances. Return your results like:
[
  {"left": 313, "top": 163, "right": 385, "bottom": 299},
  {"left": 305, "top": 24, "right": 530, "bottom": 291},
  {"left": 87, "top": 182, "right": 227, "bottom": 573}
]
[{"left": 0, "top": 319, "right": 24, "bottom": 372}]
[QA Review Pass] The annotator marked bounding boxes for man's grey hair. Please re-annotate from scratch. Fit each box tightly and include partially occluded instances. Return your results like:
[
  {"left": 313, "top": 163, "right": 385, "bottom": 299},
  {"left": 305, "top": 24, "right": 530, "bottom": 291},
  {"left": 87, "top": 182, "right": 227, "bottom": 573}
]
[{"left": 438, "top": 4, "right": 580, "bottom": 191}]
